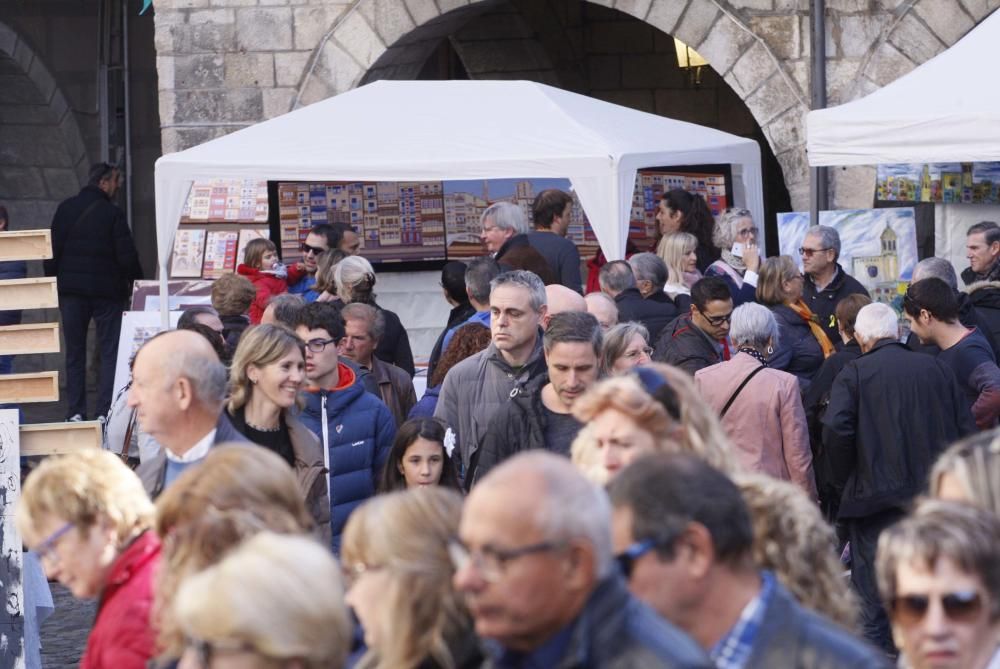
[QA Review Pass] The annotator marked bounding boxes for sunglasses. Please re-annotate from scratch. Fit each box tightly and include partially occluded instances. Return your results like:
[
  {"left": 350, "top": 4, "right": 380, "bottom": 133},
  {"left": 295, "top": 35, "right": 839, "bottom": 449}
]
[
  {"left": 799, "top": 247, "right": 831, "bottom": 258},
  {"left": 300, "top": 242, "right": 326, "bottom": 256},
  {"left": 890, "top": 591, "right": 983, "bottom": 626}
]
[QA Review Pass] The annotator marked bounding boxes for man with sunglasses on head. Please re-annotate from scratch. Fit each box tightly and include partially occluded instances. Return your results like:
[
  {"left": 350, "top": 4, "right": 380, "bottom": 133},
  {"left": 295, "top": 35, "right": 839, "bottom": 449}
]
[
  {"left": 652, "top": 276, "right": 733, "bottom": 376},
  {"left": 608, "top": 452, "right": 887, "bottom": 668},
  {"left": 454, "top": 451, "right": 711, "bottom": 668},
  {"left": 293, "top": 302, "right": 395, "bottom": 553},
  {"left": 877, "top": 499, "right": 1000, "bottom": 669},
  {"left": 800, "top": 225, "right": 869, "bottom": 350}
]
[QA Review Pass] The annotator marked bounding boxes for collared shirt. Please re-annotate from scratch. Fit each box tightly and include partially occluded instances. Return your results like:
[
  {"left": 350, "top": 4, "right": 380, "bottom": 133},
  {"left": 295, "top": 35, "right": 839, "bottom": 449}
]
[
  {"left": 165, "top": 428, "right": 216, "bottom": 463},
  {"left": 440, "top": 309, "right": 491, "bottom": 354},
  {"left": 492, "top": 619, "right": 577, "bottom": 669},
  {"left": 710, "top": 571, "right": 776, "bottom": 669},
  {"left": 806, "top": 265, "right": 840, "bottom": 294}
]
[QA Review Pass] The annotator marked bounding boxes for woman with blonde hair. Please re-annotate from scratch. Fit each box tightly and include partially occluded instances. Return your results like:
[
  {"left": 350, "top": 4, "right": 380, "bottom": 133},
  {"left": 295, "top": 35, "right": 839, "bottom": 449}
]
[
  {"left": 17, "top": 450, "right": 158, "bottom": 669},
  {"left": 341, "top": 487, "right": 482, "bottom": 669},
  {"left": 174, "top": 532, "right": 352, "bottom": 669},
  {"left": 930, "top": 427, "right": 1000, "bottom": 515},
  {"left": 227, "top": 323, "right": 330, "bottom": 538},
  {"left": 657, "top": 231, "right": 701, "bottom": 310},
  {"left": 756, "top": 255, "right": 834, "bottom": 391},
  {"left": 335, "top": 254, "right": 415, "bottom": 376},
  {"left": 571, "top": 362, "right": 733, "bottom": 483},
  {"left": 313, "top": 248, "right": 348, "bottom": 303},
  {"left": 736, "top": 473, "right": 858, "bottom": 631},
  {"left": 154, "top": 444, "right": 315, "bottom": 663}
]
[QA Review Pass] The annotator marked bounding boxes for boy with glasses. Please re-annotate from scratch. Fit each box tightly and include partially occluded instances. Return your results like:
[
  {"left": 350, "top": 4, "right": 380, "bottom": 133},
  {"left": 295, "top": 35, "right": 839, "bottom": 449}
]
[
  {"left": 293, "top": 302, "right": 395, "bottom": 553},
  {"left": 800, "top": 225, "right": 869, "bottom": 349},
  {"left": 652, "top": 276, "right": 734, "bottom": 375}
]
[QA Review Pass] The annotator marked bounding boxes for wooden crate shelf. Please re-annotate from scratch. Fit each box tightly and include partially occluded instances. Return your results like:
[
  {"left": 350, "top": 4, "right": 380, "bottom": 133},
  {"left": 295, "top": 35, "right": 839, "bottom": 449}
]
[
  {"left": 19, "top": 421, "right": 102, "bottom": 456},
  {"left": 0, "top": 277, "right": 58, "bottom": 311},
  {"left": 0, "top": 371, "right": 58, "bottom": 403},
  {"left": 0, "top": 230, "right": 52, "bottom": 261},
  {"left": 0, "top": 322, "right": 60, "bottom": 356}
]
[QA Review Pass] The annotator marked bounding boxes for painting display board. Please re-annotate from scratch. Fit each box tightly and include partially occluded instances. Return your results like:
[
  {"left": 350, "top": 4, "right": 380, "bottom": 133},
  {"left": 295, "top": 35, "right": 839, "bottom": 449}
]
[
  {"left": 180, "top": 179, "right": 268, "bottom": 223},
  {"left": 271, "top": 168, "right": 731, "bottom": 265},
  {"left": 778, "top": 207, "right": 918, "bottom": 318},
  {"left": 112, "top": 311, "right": 183, "bottom": 401},
  {"left": 0, "top": 409, "right": 23, "bottom": 669},
  {"left": 877, "top": 163, "right": 1000, "bottom": 204},
  {"left": 131, "top": 280, "right": 214, "bottom": 312},
  {"left": 203, "top": 230, "right": 239, "bottom": 279},
  {"left": 170, "top": 229, "right": 206, "bottom": 278}
]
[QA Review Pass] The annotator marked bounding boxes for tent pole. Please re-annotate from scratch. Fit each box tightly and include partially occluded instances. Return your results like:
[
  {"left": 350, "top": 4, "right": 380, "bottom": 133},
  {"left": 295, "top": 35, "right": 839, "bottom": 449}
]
[
  {"left": 810, "top": 0, "right": 828, "bottom": 225},
  {"left": 158, "top": 258, "right": 169, "bottom": 329}
]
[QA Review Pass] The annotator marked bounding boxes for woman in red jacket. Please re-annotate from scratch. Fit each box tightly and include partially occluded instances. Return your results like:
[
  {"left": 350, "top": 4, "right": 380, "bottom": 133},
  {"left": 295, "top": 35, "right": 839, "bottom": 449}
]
[{"left": 16, "top": 449, "right": 159, "bottom": 669}]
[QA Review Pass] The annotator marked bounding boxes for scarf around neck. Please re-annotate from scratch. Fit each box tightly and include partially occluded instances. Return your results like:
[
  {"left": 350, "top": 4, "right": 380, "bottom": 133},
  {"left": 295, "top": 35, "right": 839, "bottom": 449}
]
[
  {"left": 788, "top": 299, "right": 836, "bottom": 358},
  {"left": 720, "top": 249, "right": 747, "bottom": 273},
  {"left": 738, "top": 347, "right": 768, "bottom": 366}
]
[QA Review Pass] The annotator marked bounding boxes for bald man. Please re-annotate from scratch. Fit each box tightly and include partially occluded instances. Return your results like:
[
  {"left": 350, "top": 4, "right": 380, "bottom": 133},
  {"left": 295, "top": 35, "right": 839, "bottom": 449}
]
[
  {"left": 454, "top": 451, "right": 711, "bottom": 667},
  {"left": 542, "top": 284, "right": 587, "bottom": 329},
  {"left": 585, "top": 291, "right": 618, "bottom": 331},
  {"left": 130, "top": 330, "right": 248, "bottom": 497}
]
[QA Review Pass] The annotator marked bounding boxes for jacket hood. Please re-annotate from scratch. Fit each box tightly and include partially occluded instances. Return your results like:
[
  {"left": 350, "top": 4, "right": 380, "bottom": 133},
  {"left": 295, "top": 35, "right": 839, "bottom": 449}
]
[{"left": 965, "top": 280, "right": 1000, "bottom": 302}]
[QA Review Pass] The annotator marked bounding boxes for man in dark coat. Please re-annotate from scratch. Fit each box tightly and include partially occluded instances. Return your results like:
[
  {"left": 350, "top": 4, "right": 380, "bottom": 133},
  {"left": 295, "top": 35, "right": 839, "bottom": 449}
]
[
  {"left": 426, "top": 261, "right": 476, "bottom": 381},
  {"left": 457, "top": 452, "right": 713, "bottom": 669},
  {"left": 961, "top": 220, "right": 1000, "bottom": 286},
  {"left": 527, "top": 188, "right": 583, "bottom": 293},
  {"left": 609, "top": 453, "right": 889, "bottom": 669},
  {"left": 966, "top": 279, "right": 1000, "bottom": 346},
  {"left": 470, "top": 311, "right": 600, "bottom": 486},
  {"left": 481, "top": 201, "right": 556, "bottom": 285},
  {"left": 45, "top": 163, "right": 143, "bottom": 421},
  {"left": 600, "top": 259, "right": 677, "bottom": 342},
  {"left": 800, "top": 225, "right": 869, "bottom": 349},
  {"left": 822, "top": 302, "right": 975, "bottom": 654},
  {"left": 652, "top": 277, "right": 732, "bottom": 375}
]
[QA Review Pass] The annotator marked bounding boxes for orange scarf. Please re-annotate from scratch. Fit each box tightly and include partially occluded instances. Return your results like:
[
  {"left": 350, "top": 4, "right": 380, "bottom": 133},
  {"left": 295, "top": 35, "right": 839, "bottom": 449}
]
[{"left": 789, "top": 299, "right": 836, "bottom": 359}]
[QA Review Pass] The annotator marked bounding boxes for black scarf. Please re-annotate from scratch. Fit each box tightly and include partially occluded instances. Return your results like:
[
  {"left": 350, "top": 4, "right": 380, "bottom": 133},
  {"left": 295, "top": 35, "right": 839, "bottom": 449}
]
[{"left": 737, "top": 346, "right": 768, "bottom": 367}]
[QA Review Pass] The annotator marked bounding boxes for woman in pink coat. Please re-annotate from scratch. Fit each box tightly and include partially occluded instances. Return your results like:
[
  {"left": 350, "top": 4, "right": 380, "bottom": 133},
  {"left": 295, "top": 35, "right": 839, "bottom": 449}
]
[{"left": 695, "top": 302, "right": 817, "bottom": 498}]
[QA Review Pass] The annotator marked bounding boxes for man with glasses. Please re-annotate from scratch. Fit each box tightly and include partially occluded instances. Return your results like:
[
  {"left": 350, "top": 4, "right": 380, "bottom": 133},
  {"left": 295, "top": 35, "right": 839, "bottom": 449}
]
[
  {"left": 823, "top": 302, "right": 974, "bottom": 653},
  {"left": 652, "top": 276, "right": 733, "bottom": 375},
  {"left": 800, "top": 225, "right": 869, "bottom": 349},
  {"left": 453, "top": 451, "right": 711, "bottom": 668},
  {"left": 288, "top": 222, "right": 361, "bottom": 302},
  {"left": 294, "top": 302, "right": 395, "bottom": 553},
  {"left": 877, "top": 500, "right": 1000, "bottom": 669},
  {"left": 608, "top": 452, "right": 887, "bottom": 668}
]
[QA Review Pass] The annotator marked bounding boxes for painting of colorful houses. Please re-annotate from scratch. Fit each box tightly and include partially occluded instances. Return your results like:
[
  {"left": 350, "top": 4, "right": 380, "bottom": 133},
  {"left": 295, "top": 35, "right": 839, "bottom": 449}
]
[{"left": 876, "top": 162, "right": 1000, "bottom": 204}]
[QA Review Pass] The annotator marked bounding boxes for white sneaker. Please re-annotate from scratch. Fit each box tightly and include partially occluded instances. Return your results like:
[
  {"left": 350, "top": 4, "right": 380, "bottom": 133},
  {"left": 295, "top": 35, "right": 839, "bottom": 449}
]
[{"left": 67, "top": 414, "right": 84, "bottom": 422}]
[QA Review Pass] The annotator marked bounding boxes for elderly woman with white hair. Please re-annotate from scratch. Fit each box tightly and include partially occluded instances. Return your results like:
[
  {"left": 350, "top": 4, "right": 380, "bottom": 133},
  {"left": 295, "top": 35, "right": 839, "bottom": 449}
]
[
  {"left": 335, "top": 254, "right": 415, "bottom": 376},
  {"left": 705, "top": 207, "right": 762, "bottom": 306},
  {"left": 480, "top": 201, "right": 556, "bottom": 284},
  {"left": 694, "top": 302, "right": 816, "bottom": 498}
]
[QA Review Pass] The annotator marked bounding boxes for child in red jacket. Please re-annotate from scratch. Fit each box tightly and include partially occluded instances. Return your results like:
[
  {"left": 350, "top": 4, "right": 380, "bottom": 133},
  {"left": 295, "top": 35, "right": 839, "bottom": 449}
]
[{"left": 237, "top": 238, "right": 306, "bottom": 324}]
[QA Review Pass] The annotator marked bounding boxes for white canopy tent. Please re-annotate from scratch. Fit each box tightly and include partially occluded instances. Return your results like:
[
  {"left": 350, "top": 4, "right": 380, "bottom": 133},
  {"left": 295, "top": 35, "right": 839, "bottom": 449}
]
[
  {"left": 807, "top": 9, "right": 1000, "bottom": 166},
  {"left": 154, "top": 80, "right": 764, "bottom": 323}
]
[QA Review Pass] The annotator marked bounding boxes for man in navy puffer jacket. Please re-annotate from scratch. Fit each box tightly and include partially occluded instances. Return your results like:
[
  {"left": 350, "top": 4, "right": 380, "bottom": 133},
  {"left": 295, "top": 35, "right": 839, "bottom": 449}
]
[{"left": 294, "top": 302, "right": 395, "bottom": 553}]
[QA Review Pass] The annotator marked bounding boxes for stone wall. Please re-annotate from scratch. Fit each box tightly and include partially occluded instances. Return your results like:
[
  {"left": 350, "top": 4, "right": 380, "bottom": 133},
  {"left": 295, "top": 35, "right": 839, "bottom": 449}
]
[{"left": 153, "top": 0, "right": 1000, "bottom": 212}]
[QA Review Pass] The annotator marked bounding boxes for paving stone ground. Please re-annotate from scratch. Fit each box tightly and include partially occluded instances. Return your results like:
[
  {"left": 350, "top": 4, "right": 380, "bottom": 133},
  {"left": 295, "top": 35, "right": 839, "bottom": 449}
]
[{"left": 39, "top": 583, "right": 93, "bottom": 668}]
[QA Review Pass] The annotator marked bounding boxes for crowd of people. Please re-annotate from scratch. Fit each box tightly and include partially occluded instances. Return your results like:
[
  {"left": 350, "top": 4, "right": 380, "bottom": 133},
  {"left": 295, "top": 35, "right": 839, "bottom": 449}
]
[{"left": 18, "top": 170, "right": 1000, "bottom": 668}]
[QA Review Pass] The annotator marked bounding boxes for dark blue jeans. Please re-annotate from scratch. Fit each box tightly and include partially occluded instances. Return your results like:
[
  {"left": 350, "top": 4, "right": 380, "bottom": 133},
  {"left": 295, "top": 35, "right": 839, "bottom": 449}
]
[
  {"left": 847, "top": 508, "right": 905, "bottom": 655},
  {"left": 60, "top": 294, "right": 123, "bottom": 419}
]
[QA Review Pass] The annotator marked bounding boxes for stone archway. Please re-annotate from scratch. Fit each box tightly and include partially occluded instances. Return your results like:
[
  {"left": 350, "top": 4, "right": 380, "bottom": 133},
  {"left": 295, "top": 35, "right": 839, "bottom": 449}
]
[{"left": 0, "top": 21, "right": 88, "bottom": 231}]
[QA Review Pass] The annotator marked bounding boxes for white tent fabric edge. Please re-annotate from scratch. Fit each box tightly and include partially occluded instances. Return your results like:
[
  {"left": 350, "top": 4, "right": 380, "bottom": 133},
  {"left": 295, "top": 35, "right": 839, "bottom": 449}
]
[{"left": 154, "top": 81, "right": 764, "bottom": 325}]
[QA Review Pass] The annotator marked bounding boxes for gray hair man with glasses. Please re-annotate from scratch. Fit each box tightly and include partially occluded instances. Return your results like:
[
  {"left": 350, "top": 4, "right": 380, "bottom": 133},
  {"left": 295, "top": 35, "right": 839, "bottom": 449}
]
[
  {"left": 800, "top": 224, "right": 869, "bottom": 349},
  {"left": 453, "top": 451, "right": 712, "bottom": 668},
  {"left": 608, "top": 452, "right": 887, "bottom": 668}
]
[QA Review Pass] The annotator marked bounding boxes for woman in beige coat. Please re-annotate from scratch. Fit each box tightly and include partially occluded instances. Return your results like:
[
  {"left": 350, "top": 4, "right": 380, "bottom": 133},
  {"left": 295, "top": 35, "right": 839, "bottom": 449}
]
[{"left": 695, "top": 302, "right": 817, "bottom": 498}]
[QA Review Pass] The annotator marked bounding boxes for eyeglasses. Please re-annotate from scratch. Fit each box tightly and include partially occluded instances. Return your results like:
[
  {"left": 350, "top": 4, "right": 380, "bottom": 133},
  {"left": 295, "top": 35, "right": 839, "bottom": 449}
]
[
  {"left": 448, "top": 538, "right": 565, "bottom": 582},
  {"left": 304, "top": 337, "right": 339, "bottom": 352},
  {"left": 615, "top": 538, "right": 662, "bottom": 579},
  {"left": 35, "top": 522, "right": 74, "bottom": 564},
  {"left": 799, "top": 247, "right": 831, "bottom": 258},
  {"left": 184, "top": 635, "right": 255, "bottom": 668},
  {"left": 700, "top": 310, "right": 733, "bottom": 327},
  {"left": 300, "top": 242, "right": 326, "bottom": 256},
  {"left": 622, "top": 346, "right": 653, "bottom": 361},
  {"left": 735, "top": 226, "right": 758, "bottom": 238},
  {"left": 890, "top": 591, "right": 983, "bottom": 626}
]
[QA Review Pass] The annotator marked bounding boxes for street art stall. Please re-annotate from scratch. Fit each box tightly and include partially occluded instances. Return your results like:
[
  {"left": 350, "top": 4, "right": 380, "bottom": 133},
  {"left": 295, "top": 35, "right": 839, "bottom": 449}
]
[
  {"left": 152, "top": 80, "right": 765, "bottom": 354},
  {"left": 806, "top": 7, "right": 1000, "bottom": 275}
]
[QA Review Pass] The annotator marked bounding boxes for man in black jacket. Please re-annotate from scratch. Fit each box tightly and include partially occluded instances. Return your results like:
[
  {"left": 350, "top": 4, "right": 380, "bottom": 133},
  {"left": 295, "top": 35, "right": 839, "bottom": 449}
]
[
  {"left": 600, "top": 259, "right": 677, "bottom": 342},
  {"left": 469, "top": 311, "right": 601, "bottom": 486},
  {"left": 652, "top": 277, "right": 732, "bottom": 375},
  {"left": 426, "top": 261, "right": 476, "bottom": 381},
  {"left": 822, "top": 302, "right": 975, "bottom": 654},
  {"left": 609, "top": 453, "right": 888, "bottom": 669},
  {"left": 45, "top": 163, "right": 143, "bottom": 421},
  {"left": 800, "top": 225, "right": 869, "bottom": 348}
]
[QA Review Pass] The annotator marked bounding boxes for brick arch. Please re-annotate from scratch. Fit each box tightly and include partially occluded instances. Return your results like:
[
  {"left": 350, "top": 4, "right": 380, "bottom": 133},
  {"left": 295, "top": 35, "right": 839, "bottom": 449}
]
[{"left": 295, "top": 0, "right": 811, "bottom": 204}]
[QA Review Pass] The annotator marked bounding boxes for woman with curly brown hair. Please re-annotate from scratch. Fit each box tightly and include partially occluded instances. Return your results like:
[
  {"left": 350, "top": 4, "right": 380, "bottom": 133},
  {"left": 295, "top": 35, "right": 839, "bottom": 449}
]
[
  {"left": 152, "top": 444, "right": 315, "bottom": 665},
  {"left": 409, "top": 323, "right": 492, "bottom": 419},
  {"left": 570, "top": 362, "right": 734, "bottom": 484}
]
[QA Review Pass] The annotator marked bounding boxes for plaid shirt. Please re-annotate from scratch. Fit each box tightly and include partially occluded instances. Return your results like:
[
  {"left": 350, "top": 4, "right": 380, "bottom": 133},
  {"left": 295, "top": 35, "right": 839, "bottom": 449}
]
[{"left": 710, "top": 571, "right": 776, "bottom": 669}]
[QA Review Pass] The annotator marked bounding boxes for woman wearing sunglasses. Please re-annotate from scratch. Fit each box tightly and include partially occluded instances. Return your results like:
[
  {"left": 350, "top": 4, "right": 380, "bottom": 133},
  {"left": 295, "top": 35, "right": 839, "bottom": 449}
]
[
  {"left": 16, "top": 450, "right": 158, "bottom": 669},
  {"left": 877, "top": 499, "right": 1000, "bottom": 669}
]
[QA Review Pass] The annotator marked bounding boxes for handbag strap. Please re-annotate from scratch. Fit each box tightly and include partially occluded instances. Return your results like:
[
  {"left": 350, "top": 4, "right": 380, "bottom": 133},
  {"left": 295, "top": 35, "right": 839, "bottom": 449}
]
[
  {"left": 120, "top": 407, "right": 137, "bottom": 463},
  {"left": 719, "top": 364, "right": 766, "bottom": 417}
]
